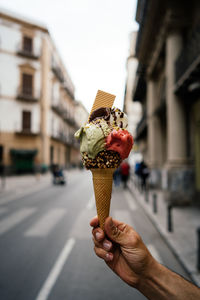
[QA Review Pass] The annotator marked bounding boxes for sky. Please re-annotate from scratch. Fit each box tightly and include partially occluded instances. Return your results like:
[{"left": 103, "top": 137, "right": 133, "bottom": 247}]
[{"left": 0, "top": 0, "right": 138, "bottom": 111}]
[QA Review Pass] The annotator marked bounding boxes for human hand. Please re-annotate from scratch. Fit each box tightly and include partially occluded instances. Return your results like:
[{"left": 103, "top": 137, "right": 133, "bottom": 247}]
[{"left": 90, "top": 216, "right": 156, "bottom": 288}]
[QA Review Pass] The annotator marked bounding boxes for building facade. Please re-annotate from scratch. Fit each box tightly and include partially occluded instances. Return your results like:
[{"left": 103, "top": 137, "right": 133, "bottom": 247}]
[
  {"left": 124, "top": 31, "right": 142, "bottom": 167},
  {"left": 133, "top": 0, "right": 200, "bottom": 203},
  {"left": 0, "top": 10, "right": 87, "bottom": 173},
  {"left": 124, "top": 31, "right": 142, "bottom": 138}
]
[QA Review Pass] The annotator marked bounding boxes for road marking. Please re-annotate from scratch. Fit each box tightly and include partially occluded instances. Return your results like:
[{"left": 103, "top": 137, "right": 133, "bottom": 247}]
[
  {"left": 147, "top": 244, "right": 163, "bottom": 263},
  {"left": 0, "top": 208, "right": 36, "bottom": 235},
  {"left": 86, "top": 196, "right": 95, "bottom": 210},
  {"left": 35, "top": 238, "right": 75, "bottom": 300},
  {"left": 124, "top": 191, "right": 138, "bottom": 211},
  {"left": 25, "top": 209, "right": 66, "bottom": 237}
]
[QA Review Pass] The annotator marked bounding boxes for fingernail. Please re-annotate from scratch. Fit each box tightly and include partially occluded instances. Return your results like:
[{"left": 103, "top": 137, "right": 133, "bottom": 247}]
[
  {"left": 105, "top": 253, "right": 113, "bottom": 261},
  {"left": 95, "top": 232, "right": 101, "bottom": 240},
  {"left": 103, "top": 241, "right": 111, "bottom": 251}
]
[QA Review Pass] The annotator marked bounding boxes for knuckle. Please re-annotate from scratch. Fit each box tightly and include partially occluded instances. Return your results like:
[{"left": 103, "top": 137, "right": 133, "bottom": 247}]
[{"left": 111, "top": 225, "right": 120, "bottom": 238}]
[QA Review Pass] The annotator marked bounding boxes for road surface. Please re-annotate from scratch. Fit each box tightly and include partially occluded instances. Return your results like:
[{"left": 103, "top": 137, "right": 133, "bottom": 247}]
[{"left": 0, "top": 170, "right": 191, "bottom": 300}]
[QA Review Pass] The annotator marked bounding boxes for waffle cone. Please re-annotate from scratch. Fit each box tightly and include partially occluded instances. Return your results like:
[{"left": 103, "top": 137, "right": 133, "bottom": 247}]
[{"left": 91, "top": 168, "right": 115, "bottom": 230}]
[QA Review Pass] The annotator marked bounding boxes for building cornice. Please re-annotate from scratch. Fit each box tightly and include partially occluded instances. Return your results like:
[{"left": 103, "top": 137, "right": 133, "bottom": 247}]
[
  {"left": 135, "top": 0, "right": 192, "bottom": 68},
  {"left": 0, "top": 10, "right": 49, "bottom": 34}
]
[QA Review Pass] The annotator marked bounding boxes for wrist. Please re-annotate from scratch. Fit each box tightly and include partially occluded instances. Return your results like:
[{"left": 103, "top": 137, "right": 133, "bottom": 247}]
[{"left": 136, "top": 257, "right": 162, "bottom": 294}]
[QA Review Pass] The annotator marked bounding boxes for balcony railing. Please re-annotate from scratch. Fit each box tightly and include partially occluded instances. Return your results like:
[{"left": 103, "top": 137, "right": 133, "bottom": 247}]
[
  {"left": 16, "top": 44, "right": 40, "bottom": 60},
  {"left": 14, "top": 122, "right": 40, "bottom": 136},
  {"left": 51, "top": 58, "right": 64, "bottom": 83},
  {"left": 51, "top": 103, "right": 64, "bottom": 117},
  {"left": 51, "top": 131, "right": 79, "bottom": 147},
  {"left": 51, "top": 102, "right": 78, "bottom": 128},
  {"left": 175, "top": 25, "right": 200, "bottom": 89},
  {"left": 63, "top": 111, "right": 76, "bottom": 126},
  {"left": 16, "top": 87, "right": 40, "bottom": 102},
  {"left": 63, "top": 83, "right": 74, "bottom": 100}
]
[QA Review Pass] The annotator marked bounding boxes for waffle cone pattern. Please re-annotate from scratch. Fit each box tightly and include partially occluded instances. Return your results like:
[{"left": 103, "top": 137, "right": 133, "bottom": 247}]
[{"left": 91, "top": 168, "right": 115, "bottom": 230}]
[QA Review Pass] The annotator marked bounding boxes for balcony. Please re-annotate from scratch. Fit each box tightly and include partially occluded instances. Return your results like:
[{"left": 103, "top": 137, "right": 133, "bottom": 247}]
[
  {"left": 51, "top": 58, "right": 64, "bottom": 83},
  {"left": 14, "top": 122, "right": 40, "bottom": 136},
  {"left": 51, "top": 102, "right": 78, "bottom": 128},
  {"left": 63, "top": 111, "right": 76, "bottom": 127},
  {"left": 51, "top": 103, "right": 64, "bottom": 118},
  {"left": 63, "top": 82, "right": 74, "bottom": 100},
  {"left": 51, "top": 131, "right": 79, "bottom": 147},
  {"left": 135, "top": 110, "right": 147, "bottom": 141},
  {"left": 16, "top": 87, "right": 40, "bottom": 102},
  {"left": 16, "top": 44, "right": 40, "bottom": 60},
  {"left": 175, "top": 25, "right": 200, "bottom": 94}
]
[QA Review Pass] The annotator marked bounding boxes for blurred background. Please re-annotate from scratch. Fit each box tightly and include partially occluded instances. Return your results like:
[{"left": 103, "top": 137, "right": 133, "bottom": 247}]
[{"left": 0, "top": 0, "right": 200, "bottom": 299}]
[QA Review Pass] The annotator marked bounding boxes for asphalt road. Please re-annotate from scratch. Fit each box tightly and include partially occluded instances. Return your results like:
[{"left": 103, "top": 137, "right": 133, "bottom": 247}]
[{"left": 0, "top": 170, "right": 191, "bottom": 300}]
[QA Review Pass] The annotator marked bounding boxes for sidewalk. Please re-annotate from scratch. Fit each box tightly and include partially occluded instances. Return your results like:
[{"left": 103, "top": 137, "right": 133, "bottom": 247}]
[
  {"left": 0, "top": 169, "right": 83, "bottom": 204},
  {"left": 128, "top": 175, "right": 200, "bottom": 287},
  {"left": 0, "top": 173, "right": 51, "bottom": 202}
]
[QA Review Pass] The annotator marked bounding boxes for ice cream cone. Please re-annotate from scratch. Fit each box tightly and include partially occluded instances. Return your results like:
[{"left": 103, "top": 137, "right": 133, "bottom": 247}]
[{"left": 91, "top": 168, "right": 115, "bottom": 230}]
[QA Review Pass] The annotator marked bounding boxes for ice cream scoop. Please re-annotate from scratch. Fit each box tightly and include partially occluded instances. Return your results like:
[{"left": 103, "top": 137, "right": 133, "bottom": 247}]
[
  {"left": 106, "top": 129, "right": 133, "bottom": 159},
  {"left": 75, "top": 119, "right": 111, "bottom": 159},
  {"left": 75, "top": 106, "right": 132, "bottom": 163},
  {"left": 89, "top": 107, "right": 128, "bottom": 129}
]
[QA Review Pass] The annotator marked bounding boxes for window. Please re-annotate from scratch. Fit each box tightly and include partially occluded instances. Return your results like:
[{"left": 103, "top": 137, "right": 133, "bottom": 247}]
[
  {"left": 22, "top": 73, "right": 33, "bottom": 96},
  {"left": 23, "top": 36, "right": 33, "bottom": 53},
  {"left": 22, "top": 111, "right": 31, "bottom": 131}
]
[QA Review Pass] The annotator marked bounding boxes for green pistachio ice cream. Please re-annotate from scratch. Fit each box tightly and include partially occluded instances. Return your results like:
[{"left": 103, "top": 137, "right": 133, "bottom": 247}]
[{"left": 75, "top": 119, "right": 111, "bottom": 159}]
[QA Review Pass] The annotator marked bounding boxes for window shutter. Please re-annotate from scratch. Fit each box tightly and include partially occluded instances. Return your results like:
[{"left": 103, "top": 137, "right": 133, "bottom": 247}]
[
  {"left": 22, "top": 111, "right": 31, "bottom": 131},
  {"left": 22, "top": 73, "right": 33, "bottom": 96}
]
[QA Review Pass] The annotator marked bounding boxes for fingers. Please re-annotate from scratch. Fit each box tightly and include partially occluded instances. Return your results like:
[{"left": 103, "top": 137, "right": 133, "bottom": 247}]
[
  {"left": 93, "top": 235, "right": 113, "bottom": 261},
  {"left": 93, "top": 236, "right": 112, "bottom": 251},
  {"left": 94, "top": 245, "right": 113, "bottom": 262},
  {"left": 90, "top": 217, "right": 113, "bottom": 262},
  {"left": 90, "top": 216, "right": 99, "bottom": 228}
]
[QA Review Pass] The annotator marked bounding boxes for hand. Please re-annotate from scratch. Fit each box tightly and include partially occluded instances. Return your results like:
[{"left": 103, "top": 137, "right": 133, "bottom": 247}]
[{"left": 90, "top": 216, "right": 156, "bottom": 288}]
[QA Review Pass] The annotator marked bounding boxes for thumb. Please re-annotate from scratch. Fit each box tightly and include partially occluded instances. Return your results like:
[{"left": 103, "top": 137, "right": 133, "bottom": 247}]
[{"left": 104, "top": 217, "right": 128, "bottom": 245}]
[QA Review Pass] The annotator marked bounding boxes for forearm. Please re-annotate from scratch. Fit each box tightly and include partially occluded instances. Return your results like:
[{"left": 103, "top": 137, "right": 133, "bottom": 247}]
[{"left": 138, "top": 260, "right": 200, "bottom": 300}]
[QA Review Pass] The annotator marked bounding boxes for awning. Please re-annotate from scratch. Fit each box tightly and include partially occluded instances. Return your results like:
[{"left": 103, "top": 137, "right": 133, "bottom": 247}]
[{"left": 10, "top": 149, "right": 38, "bottom": 157}]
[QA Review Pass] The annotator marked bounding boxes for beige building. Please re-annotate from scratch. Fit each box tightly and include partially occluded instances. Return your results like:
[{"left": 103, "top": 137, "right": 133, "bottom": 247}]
[
  {"left": 0, "top": 10, "right": 87, "bottom": 173},
  {"left": 133, "top": 0, "right": 200, "bottom": 203}
]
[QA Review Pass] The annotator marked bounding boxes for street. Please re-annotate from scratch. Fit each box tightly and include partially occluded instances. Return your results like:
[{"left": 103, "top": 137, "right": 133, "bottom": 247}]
[{"left": 0, "top": 170, "right": 191, "bottom": 300}]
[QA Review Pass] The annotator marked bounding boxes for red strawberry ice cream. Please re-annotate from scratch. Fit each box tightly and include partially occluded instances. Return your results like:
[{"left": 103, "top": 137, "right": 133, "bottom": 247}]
[{"left": 106, "top": 129, "right": 134, "bottom": 160}]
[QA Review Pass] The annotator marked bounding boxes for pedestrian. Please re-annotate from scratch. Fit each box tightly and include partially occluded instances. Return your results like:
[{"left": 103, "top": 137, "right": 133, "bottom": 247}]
[
  {"left": 113, "top": 167, "right": 121, "bottom": 186},
  {"left": 120, "top": 160, "right": 130, "bottom": 189},
  {"left": 90, "top": 216, "right": 200, "bottom": 299},
  {"left": 137, "top": 160, "right": 149, "bottom": 191}
]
